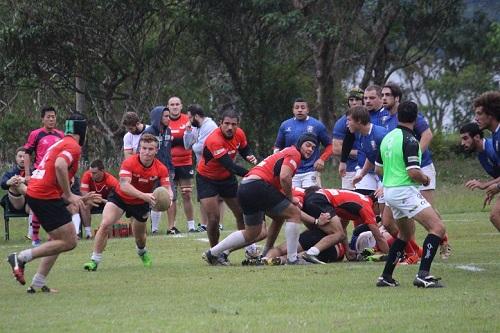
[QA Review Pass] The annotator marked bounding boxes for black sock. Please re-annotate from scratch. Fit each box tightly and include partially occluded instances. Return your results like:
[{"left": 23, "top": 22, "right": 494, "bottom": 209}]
[
  {"left": 382, "top": 238, "right": 407, "bottom": 278},
  {"left": 418, "top": 233, "right": 441, "bottom": 277}
]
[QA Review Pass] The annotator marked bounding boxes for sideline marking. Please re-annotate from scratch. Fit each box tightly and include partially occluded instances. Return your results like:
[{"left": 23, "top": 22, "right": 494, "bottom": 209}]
[
  {"left": 456, "top": 264, "right": 485, "bottom": 272},
  {"left": 195, "top": 238, "right": 210, "bottom": 243}
]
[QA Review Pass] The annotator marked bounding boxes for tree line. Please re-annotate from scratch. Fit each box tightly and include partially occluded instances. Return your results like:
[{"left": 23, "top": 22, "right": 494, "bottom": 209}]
[{"left": 0, "top": 0, "right": 498, "bottom": 161}]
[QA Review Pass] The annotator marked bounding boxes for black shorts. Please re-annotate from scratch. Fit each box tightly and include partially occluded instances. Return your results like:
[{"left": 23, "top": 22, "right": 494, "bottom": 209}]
[
  {"left": 26, "top": 195, "right": 72, "bottom": 233},
  {"left": 237, "top": 180, "right": 290, "bottom": 216},
  {"left": 174, "top": 165, "right": 194, "bottom": 181},
  {"left": 299, "top": 228, "right": 342, "bottom": 263},
  {"left": 107, "top": 190, "right": 150, "bottom": 223},
  {"left": 196, "top": 174, "right": 238, "bottom": 200}
]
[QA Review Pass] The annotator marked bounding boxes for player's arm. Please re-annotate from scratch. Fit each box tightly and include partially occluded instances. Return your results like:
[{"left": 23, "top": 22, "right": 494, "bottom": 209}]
[
  {"left": 119, "top": 176, "right": 155, "bottom": 205},
  {"left": 367, "top": 223, "right": 389, "bottom": 253},
  {"left": 279, "top": 164, "right": 295, "bottom": 202},
  {"left": 404, "top": 139, "right": 429, "bottom": 186},
  {"left": 159, "top": 168, "right": 174, "bottom": 201},
  {"left": 353, "top": 159, "right": 374, "bottom": 185},
  {"left": 55, "top": 157, "right": 83, "bottom": 209},
  {"left": 419, "top": 128, "right": 433, "bottom": 152},
  {"left": 183, "top": 126, "right": 197, "bottom": 149},
  {"left": 23, "top": 153, "right": 32, "bottom": 179},
  {"left": 238, "top": 144, "right": 257, "bottom": 165},
  {"left": 218, "top": 154, "right": 249, "bottom": 177},
  {"left": 375, "top": 149, "right": 383, "bottom": 177}
]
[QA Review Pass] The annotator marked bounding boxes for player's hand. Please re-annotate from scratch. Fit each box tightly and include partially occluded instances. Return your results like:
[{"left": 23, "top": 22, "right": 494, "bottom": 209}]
[
  {"left": 465, "top": 179, "right": 486, "bottom": 190},
  {"left": 352, "top": 173, "right": 364, "bottom": 186},
  {"left": 422, "top": 175, "right": 430, "bottom": 187},
  {"left": 65, "top": 193, "right": 85, "bottom": 211},
  {"left": 485, "top": 183, "right": 500, "bottom": 197},
  {"left": 483, "top": 194, "right": 493, "bottom": 209},
  {"left": 317, "top": 212, "right": 331, "bottom": 226},
  {"left": 346, "top": 248, "right": 357, "bottom": 261},
  {"left": 374, "top": 187, "right": 384, "bottom": 198},
  {"left": 246, "top": 155, "right": 258, "bottom": 165},
  {"left": 338, "top": 162, "right": 347, "bottom": 178},
  {"left": 314, "top": 159, "right": 325, "bottom": 172},
  {"left": 143, "top": 193, "right": 156, "bottom": 207},
  {"left": 291, "top": 197, "right": 301, "bottom": 206},
  {"left": 82, "top": 192, "right": 104, "bottom": 207}
]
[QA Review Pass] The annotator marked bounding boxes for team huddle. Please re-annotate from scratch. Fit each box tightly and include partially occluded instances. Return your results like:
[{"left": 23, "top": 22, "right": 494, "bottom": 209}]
[{"left": 3, "top": 87, "right": 500, "bottom": 293}]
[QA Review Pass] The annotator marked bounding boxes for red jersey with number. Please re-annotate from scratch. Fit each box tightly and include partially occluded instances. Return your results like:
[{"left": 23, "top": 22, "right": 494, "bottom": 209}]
[
  {"left": 27, "top": 136, "right": 81, "bottom": 200},
  {"left": 247, "top": 147, "right": 301, "bottom": 192},
  {"left": 197, "top": 127, "right": 248, "bottom": 180},
  {"left": 24, "top": 127, "right": 65, "bottom": 168},
  {"left": 318, "top": 189, "right": 376, "bottom": 227},
  {"left": 169, "top": 113, "right": 192, "bottom": 167},
  {"left": 115, "top": 155, "right": 170, "bottom": 205},
  {"left": 80, "top": 170, "right": 118, "bottom": 199}
]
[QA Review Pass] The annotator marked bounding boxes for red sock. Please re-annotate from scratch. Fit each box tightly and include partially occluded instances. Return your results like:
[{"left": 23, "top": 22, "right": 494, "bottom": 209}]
[{"left": 31, "top": 214, "right": 40, "bottom": 241}]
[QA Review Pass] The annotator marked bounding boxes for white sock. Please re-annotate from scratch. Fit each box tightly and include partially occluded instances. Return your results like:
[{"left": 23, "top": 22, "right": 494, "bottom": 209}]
[
  {"left": 18, "top": 249, "right": 33, "bottom": 263},
  {"left": 245, "top": 243, "right": 257, "bottom": 254},
  {"left": 28, "top": 214, "right": 33, "bottom": 237},
  {"left": 151, "top": 210, "right": 161, "bottom": 232},
  {"left": 91, "top": 252, "right": 102, "bottom": 263},
  {"left": 137, "top": 246, "right": 147, "bottom": 256},
  {"left": 285, "top": 222, "right": 300, "bottom": 262},
  {"left": 187, "top": 220, "right": 195, "bottom": 230},
  {"left": 211, "top": 230, "right": 246, "bottom": 256},
  {"left": 31, "top": 273, "right": 46, "bottom": 288},
  {"left": 306, "top": 246, "right": 320, "bottom": 256},
  {"left": 85, "top": 227, "right": 92, "bottom": 237},
  {"left": 72, "top": 214, "right": 81, "bottom": 234}
]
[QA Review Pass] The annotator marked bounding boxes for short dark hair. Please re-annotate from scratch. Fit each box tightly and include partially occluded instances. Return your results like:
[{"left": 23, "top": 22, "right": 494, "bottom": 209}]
[
  {"left": 139, "top": 133, "right": 159, "bottom": 147},
  {"left": 460, "top": 122, "right": 484, "bottom": 139},
  {"left": 383, "top": 82, "right": 403, "bottom": 101},
  {"left": 90, "top": 159, "right": 105, "bottom": 170},
  {"left": 15, "top": 147, "right": 26, "bottom": 155},
  {"left": 40, "top": 106, "right": 56, "bottom": 118},
  {"left": 397, "top": 101, "right": 418, "bottom": 123},
  {"left": 365, "top": 85, "right": 382, "bottom": 97},
  {"left": 473, "top": 91, "right": 500, "bottom": 121},
  {"left": 346, "top": 106, "right": 370, "bottom": 125},
  {"left": 187, "top": 104, "right": 205, "bottom": 118},
  {"left": 122, "top": 112, "right": 140, "bottom": 126},
  {"left": 220, "top": 110, "right": 240, "bottom": 122},
  {"left": 294, "top": 98, "right": 307, "bottom": 104}
]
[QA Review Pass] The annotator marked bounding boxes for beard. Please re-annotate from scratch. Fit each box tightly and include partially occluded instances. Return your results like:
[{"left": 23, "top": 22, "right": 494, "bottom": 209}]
[{"left": 191, "top": 118, "right": 200, "bottom": 128}]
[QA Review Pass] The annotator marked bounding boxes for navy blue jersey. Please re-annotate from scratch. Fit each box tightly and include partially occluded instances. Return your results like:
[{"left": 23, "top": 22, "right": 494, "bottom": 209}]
[
  {"left": 274, "top": 116, "right": 331, "bottom": 173},
  {"left": 479, "top": 138, "right": 500, "bottom": 178},
  {"left": 332, "top": 115, "right": 358, "bottom": 172},
  {"left": 358, "top": 124, "right": 388, "bottom": 167}
]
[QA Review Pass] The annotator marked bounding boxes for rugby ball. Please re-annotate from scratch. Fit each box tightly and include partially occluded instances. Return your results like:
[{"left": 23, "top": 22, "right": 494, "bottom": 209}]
[{"left": 152, "top": 187, "right": 171, "bottom": 212}]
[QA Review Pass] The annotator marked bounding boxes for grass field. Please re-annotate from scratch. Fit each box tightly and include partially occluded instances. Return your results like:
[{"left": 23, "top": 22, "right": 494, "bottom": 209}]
[{"left": 1, "top": 158, "right": 499, "bottom": 332}]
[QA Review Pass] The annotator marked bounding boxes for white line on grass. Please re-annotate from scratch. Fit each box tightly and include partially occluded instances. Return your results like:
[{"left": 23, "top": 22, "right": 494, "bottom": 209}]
[
  {"left": 456, "top": 264, "right": 485, "bottom": 272},
  {"left": 195, "top": 238, "right": 210, "bottom": 242}
]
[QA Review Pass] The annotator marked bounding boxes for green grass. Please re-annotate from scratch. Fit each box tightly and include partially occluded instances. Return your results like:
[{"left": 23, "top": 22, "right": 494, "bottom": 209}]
[{"left": 1, "top": 157, "right": 499, "bottom": 332}]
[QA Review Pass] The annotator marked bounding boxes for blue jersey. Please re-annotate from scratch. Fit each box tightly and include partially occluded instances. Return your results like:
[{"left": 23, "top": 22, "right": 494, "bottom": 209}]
[
  {"left": 332, "top": 115, "right": 358, "bottom": 172},
  {"left": 479, "top": 138, "right": 500, "bottom": 178},
  {"left": 382, "top": 111, "right": 433, "bottom": 168},
  {"left": 358, "top": 124, "right": 388, "bottom": 168},
  {"left": 274, "top": 116, "right": 331, "bottom": 173},
  {"left": 371, "top": 107, "right": 390, "bottom": 127}
]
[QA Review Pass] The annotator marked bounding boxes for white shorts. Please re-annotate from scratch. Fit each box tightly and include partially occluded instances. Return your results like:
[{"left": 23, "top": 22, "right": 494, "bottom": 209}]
[
  {"left": 419, "top": 163, "right": 436, "bottom": 191},
  {"left": 292, "top": 171, "right": 321, "bottom": 188},
  {"left": 376, "top": 180, "right": 385, "bottom": 204},
  {"left": 354, "top": 171, "right": 378, "bottom": 191},
  {"left": 384, "top": 186, "right": 431, "bottom": 220},
  {"left": 341, "top": 171, "right": 356, "bottom": 190}
]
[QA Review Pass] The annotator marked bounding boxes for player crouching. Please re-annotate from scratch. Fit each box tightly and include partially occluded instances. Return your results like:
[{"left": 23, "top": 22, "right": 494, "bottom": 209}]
[{"left": 83, "top": 134, "right": 172, "bottom": 271}]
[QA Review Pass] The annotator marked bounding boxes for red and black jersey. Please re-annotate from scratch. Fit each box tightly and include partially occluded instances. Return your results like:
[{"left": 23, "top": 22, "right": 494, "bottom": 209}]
[
  {"left": 247, "top": 147, "right": 301, "bottom": 192},
  {"left": 27, "top": 136, "right": 81, "bottom": 200},
  {"left": 319, "top": 189, "right": 376, "bottom": 227},
  {"left": 115, "top": 155, "right": 170, "bottom": 205},
  {"left": 197, "top": 127, "right": 249, "bottom": 180},
  {"left": 80, "top": 170, "right": 118, "bottom": 199},
  {"left": 169, "top": 113, "right": 192, "bottom": 167}
]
